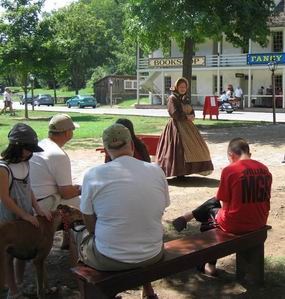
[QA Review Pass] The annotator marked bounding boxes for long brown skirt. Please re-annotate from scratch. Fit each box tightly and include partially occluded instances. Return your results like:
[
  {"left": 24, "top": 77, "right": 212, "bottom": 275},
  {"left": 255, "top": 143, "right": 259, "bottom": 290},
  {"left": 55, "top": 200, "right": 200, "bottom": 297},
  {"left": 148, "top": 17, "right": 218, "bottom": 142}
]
[{"left": 156, "top": 119, "right": 214, "bottom": 177}]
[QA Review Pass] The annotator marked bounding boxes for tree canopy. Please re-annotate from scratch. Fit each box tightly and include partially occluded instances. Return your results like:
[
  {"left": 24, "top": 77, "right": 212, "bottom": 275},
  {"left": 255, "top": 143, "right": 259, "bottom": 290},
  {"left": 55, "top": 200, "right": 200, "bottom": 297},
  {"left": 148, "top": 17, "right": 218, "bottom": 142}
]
[
  {"left": 124, "top": 0, "right": 276, "bottom": 96},
  {"left": 0, "top": 0, "right": 277, "bottom": 100},
  {"left": 0, "top": 0, "right": 44, "bottom": 117}
]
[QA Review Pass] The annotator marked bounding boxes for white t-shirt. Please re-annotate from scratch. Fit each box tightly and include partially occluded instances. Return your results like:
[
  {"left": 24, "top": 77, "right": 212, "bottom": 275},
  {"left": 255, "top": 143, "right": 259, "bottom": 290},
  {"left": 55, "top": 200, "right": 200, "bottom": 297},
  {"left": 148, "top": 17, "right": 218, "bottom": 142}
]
[
  {"left": 226, "top": 90, "right": 233, "bottom": 98},
  {"left": 29, "top": 138, "right": 72, "bottom": 199},
  {"left": 4, "top": 91, "right": 12, "bottom": 102},
  {"left": 234, "top": 88, "right": 243, "bottom": 98},
  {"left": 80, "top": 156, "right": 170, "bottom": 263}
]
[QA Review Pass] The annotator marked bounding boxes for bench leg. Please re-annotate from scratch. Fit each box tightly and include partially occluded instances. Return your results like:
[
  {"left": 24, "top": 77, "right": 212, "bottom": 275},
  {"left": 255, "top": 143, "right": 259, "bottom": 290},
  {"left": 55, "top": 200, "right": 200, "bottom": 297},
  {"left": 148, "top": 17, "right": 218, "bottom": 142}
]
[{"left": 236, "top": 244, "right": 264, "bottom": 285}]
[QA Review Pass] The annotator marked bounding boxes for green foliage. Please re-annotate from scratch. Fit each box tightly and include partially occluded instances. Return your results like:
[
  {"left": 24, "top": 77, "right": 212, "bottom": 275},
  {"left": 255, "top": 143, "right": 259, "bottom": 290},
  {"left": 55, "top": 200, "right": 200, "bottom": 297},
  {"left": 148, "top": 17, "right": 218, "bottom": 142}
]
[
  {"left": 47, "top": 2, "right": 113, "bottom": 93},
  {"left": 0, "top": 0, "right": 136, "bottom": 94},
  {"left": 86, "top": 65, "right": 111, "bottom": 88},
  {"left": 124, "top": 0, "right": 275, "bottom": 52},
  {"left": 219, "top": 0, "right": 276, "bottom": 48},
  {"left": 124, "top": 0, "right": 276, "bottom": 84},
  {"left": 88, "top": 0, "right": 136, "bottom": 75},
  {"left": 0, "top": 0, "right": 45, "bottom": 118}
]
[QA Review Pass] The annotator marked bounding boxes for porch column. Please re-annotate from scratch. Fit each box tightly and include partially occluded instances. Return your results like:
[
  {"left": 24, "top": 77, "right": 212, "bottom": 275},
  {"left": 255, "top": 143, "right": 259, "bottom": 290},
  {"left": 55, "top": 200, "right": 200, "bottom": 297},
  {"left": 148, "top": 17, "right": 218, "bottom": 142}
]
[
  {"left": 217, "top": 41, "right": 221, "bottom": 95},
  {"left": 248, "top": 39, "right": 252, "bottom": 108},
  {"left": 162, "top": 71, "right": 165, "bottom": 105},
  {"left": 283, "top": 28, "right": 285, "bottom": 108}
]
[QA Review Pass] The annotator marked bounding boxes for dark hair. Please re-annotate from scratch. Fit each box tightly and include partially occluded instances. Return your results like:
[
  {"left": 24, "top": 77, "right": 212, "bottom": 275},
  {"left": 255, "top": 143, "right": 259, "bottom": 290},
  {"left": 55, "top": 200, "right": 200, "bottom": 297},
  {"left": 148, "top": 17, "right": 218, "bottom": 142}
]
[
  {"left": 228, "top": 138, "right": 250, "bottom": 156},
  {"left": 1, "top": 144, "right": 25, "bottom": 163},
  {"left": 115, "top": 118, "right": 151, "bottom": 163}
]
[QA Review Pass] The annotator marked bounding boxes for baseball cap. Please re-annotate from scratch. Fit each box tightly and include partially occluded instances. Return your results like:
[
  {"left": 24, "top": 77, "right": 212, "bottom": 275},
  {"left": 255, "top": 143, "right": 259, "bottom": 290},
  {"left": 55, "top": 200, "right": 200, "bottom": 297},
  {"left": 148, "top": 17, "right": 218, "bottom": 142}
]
[
  {"left": 49, "top": 114, "right": 79, "bottom": 133},
  {"left": 103, "top": 123, "right": 131, "bottom": 150},
  {"left": 8, "top": 123, "right": 43, "bottom": 152}
]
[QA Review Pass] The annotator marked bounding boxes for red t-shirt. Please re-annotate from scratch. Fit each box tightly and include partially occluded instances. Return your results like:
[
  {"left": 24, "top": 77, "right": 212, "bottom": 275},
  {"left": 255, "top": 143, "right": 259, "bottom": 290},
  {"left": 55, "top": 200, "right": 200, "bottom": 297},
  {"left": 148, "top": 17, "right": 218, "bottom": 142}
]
[{"left": 216, "top": 159, "right": 272, "bottom": 234}]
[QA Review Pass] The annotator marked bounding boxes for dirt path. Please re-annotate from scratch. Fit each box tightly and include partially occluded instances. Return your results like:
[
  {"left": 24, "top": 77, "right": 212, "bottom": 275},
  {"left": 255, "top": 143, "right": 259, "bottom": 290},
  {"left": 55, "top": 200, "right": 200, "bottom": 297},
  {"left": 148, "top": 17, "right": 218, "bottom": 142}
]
[{"left": 22, "top": 124, "right": 285, "bottom": 299}]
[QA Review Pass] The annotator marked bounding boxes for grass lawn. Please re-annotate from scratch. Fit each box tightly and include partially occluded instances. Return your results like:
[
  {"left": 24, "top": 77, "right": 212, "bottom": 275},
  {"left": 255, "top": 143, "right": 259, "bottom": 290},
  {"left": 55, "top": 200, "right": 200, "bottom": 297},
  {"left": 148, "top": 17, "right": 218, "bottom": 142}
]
[
  {"left": 117, "top": 97, "right": 149, "bottom": 108},
  {"left": 0, "top": 110, "right": 265, "bottom": 151}
]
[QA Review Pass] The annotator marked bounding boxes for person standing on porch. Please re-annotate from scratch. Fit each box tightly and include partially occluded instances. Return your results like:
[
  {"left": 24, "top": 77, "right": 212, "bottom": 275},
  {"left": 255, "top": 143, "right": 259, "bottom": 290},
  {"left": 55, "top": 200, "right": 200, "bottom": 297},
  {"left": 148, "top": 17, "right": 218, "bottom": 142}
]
[
  {"left": 234, "top": 86, "right": 243, "bottom": 109},
  {"left": 155, "top": 77, "right": 213, "bottom": 179}
]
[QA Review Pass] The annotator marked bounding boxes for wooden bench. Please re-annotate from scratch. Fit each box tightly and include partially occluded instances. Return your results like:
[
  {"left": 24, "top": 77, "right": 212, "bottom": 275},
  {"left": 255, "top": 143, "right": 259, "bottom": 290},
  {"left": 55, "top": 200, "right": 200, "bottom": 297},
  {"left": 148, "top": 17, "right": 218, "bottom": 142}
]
[
  {"left": 95, "top": 134, "right": 160, "bottom": 157},
  {"left": 70, "top": 225, "right": 270, "bottom": 299}
]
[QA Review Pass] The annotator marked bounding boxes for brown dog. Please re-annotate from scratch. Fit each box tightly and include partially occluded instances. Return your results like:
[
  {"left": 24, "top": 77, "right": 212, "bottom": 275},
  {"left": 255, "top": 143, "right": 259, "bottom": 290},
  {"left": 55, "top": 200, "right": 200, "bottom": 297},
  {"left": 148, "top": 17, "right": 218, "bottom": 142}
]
[{"left": 0, "top": 205, "right": 82, "bottom": 299}]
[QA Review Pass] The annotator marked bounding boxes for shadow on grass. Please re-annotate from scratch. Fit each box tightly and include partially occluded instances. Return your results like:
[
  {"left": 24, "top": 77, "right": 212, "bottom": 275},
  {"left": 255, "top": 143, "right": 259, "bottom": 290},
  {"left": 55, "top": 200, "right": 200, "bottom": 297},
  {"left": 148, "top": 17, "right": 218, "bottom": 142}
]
[
  {"left": 14, "top": 117, "right": 52, "bottom": 121},
  {"left": 12, "top": 114, "right": 116, "bottom": 123},
  {"left": 167, "top": 176, "right": 220, "bottom": 188},
  {"left": 70, "top": 115, "right": 115, "bottom": 122},
  {"left": 0, "top": 123, "right": 10, "bottom": 127}
]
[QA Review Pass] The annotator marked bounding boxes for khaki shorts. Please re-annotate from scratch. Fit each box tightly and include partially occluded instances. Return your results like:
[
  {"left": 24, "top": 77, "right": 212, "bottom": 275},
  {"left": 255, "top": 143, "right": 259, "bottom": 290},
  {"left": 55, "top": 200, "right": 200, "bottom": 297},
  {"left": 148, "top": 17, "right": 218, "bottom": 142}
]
[
  {"left": 37, "top": 194, "right": 80, "bottom": 211},
  {"left": 73, "top": 228, "right": 164, "bottom": 271},
  {"left": 4, "top": 101, "right": 11, "bottom": 108}
]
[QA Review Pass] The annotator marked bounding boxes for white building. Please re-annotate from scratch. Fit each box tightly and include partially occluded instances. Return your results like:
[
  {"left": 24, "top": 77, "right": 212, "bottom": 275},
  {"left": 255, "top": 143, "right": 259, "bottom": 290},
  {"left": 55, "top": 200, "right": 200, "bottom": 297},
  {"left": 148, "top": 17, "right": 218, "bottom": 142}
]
[{"left": 136, "top": 0, "right": 285, "bottom": 109}]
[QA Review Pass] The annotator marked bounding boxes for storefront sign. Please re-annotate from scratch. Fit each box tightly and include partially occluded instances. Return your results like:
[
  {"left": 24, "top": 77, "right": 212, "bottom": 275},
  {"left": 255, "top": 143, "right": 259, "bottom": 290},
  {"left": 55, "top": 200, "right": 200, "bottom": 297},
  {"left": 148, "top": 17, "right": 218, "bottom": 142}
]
[
  {"left": 247, "top": 53, "right": 285, "bottom": 65},
  {"left": 235, "top": 73, "right": 245, "bottom": 78},
  {"left": 149, "top": 57, "right": 206, "bottom": 67}
]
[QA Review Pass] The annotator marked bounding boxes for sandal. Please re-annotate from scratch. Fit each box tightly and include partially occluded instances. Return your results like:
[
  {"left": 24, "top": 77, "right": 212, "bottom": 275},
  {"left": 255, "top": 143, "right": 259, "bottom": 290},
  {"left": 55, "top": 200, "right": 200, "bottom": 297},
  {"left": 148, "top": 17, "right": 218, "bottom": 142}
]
[{"left": 172, "top": 216, "right": 187, "bottom": 232}]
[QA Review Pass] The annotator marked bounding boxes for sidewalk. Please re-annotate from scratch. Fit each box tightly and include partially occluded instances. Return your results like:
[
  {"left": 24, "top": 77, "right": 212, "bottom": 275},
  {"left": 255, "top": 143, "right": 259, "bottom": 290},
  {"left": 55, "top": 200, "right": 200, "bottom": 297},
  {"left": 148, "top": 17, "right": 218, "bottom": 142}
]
[{"left": 12, "top": 102, "right": 285, "bottom": 123}]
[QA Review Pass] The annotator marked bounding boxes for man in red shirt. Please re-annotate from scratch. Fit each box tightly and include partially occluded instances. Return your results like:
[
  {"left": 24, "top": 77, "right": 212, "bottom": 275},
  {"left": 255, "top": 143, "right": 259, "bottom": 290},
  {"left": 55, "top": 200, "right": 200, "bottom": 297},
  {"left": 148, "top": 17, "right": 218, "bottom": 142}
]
[{"left": 172, "top": 137, "right": 272, "bottom": 275}]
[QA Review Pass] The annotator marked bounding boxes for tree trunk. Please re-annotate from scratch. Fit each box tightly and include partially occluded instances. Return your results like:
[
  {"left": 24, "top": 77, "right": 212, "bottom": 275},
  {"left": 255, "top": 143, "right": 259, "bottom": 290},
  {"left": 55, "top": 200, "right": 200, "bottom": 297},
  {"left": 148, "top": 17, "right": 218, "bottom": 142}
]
[
  {"left": 53, "top": 78, "right": 57, "bottom": 104},
  {"left": 72, "top": 62, "right": 79, "bottom": 95},
  {"left": 182, "top": 37, "right": 194, "bottom": 102}
]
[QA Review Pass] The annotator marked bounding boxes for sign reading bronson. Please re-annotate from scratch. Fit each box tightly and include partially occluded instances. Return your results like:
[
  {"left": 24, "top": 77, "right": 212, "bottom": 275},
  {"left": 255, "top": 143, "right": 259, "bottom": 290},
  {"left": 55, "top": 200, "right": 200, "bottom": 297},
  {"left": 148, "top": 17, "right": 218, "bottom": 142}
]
[
  {"left": 247, "top": 53, "right": 285, "bottom": 65},
  {"left": 149, "top": 57, "right": 206, "bottom": 67}
]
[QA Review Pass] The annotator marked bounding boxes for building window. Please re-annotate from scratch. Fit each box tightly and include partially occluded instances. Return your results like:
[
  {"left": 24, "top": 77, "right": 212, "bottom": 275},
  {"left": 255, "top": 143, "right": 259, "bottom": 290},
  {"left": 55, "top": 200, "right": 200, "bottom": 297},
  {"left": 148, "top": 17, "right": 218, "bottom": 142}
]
[
  {"left": 275, "top": 75, "right": 282, "bottom": 92},
  {"left": 272, "top": 31, "right": 283, "bottom": 52},
  {"left": 124, "top": 80, "right": 137, "bottom": 90},
  {"left": 213, "top": 75, "right": 223, "bottom": 94},
  {"left": 164, "top": 76, "right": 171, "bottom": 93}
]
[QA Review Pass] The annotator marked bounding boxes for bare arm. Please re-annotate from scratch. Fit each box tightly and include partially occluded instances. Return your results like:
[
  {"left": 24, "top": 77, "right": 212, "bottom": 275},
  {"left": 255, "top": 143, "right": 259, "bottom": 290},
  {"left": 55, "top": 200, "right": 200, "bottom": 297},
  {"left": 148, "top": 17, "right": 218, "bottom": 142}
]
[
  {"left": 58, "top": 184, "right": 81, "bottom": 199},
  {"left": 83, "top": 214, "right": 96, "bottom": 234}
]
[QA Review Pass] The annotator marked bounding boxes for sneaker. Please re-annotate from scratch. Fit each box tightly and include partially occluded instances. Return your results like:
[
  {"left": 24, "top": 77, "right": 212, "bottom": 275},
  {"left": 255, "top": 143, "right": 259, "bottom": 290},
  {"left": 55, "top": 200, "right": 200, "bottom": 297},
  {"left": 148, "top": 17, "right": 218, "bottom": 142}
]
[{"left": 172, "top": 216, "right": 187, "bottom": 232}]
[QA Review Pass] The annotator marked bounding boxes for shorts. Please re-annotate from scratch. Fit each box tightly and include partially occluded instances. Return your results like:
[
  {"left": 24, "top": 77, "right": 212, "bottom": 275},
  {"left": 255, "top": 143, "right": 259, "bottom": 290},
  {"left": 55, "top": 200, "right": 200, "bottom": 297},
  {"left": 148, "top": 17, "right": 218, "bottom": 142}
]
[
  {"left": 192, "top": 197, "right": 221, "bottom": 232},
  {"left": 4, "top": 101, "right": 11, "bottom": 108},
  {"left": 73, "top": 228, "right": 164, "bottom": 271}
]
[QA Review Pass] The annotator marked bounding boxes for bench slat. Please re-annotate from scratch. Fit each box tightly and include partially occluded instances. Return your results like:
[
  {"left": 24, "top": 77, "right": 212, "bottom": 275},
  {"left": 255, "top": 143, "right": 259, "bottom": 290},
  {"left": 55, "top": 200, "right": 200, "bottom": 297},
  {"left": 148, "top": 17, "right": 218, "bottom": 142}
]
[{"left": 71, "top": 225, "right": 270, "bottom": 297}]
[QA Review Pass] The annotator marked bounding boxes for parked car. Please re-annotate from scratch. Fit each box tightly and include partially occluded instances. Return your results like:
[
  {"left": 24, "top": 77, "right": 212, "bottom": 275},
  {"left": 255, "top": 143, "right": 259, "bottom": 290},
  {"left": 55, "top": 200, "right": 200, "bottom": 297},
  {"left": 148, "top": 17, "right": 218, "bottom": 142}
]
[
  {"left": 66, "top": 95, "right": 97, "bottom": 108},
  {"left": 33, "top": 94, "right": 54, "bottom": 106},
  {"left": 20, "top": 94, "right": 34, "bottom": 105}
]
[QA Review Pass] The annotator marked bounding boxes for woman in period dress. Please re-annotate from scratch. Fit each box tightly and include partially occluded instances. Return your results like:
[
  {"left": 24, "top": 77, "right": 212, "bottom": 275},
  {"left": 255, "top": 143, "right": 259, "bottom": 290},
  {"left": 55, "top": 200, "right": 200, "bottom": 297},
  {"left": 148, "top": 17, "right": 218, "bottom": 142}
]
[{"left": 156, "top": 77, "right": 213, "bottom": 178}]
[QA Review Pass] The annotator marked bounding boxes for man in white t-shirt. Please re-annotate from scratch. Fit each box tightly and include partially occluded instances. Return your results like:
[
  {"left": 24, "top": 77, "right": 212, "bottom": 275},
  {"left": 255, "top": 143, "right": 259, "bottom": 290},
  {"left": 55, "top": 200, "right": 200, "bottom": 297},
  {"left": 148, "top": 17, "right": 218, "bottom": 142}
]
[
  {"left": 30, "top": 114, "right": 81, "bottom": 211},
  {"left": 234, "top": 86, "right": 243, "bottom": 109},
  {"left": 0, "top": 87, "right": 15, "bottom": 116},
  {"left": 75, "top": 123, "right": 170, "bottom": 299}
]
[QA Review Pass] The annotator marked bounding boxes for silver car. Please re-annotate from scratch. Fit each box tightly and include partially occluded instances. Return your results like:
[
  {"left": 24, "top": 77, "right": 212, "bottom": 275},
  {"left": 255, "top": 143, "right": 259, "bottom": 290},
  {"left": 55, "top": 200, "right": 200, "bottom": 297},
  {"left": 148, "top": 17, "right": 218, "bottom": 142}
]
[{"left": 33, "top": 94, "right": 54, "bottom": 106}]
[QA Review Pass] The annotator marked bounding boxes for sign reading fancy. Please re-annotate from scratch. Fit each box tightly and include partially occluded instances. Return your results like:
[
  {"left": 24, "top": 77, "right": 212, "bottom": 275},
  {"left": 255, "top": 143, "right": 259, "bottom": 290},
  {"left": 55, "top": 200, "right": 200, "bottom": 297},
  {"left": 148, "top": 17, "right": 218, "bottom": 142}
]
[
  {"left": 247, "top": 53, "right": 285, "bottom": 65},
  {"left": 149, "top": 57, "right": 206, "bottom": 67}
]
